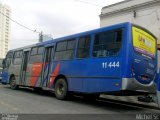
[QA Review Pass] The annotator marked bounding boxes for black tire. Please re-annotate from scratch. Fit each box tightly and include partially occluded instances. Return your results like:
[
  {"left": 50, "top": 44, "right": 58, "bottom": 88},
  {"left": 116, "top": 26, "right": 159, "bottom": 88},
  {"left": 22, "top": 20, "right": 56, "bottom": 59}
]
[
  {"left": 54, "top": 78, "right": 68, "bottom": 100},
  {"left": 10, "top": 76, "right": 19, "bottom": 90}
]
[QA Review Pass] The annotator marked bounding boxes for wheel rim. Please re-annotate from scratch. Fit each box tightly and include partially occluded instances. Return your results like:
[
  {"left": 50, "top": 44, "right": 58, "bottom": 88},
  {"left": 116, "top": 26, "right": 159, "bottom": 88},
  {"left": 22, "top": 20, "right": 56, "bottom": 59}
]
[
  {"left": 10, "top": 77, "right": 16, "bottom": 88},
  {"left": 57, "top": 83, "right": 65, "bottom": 96}
]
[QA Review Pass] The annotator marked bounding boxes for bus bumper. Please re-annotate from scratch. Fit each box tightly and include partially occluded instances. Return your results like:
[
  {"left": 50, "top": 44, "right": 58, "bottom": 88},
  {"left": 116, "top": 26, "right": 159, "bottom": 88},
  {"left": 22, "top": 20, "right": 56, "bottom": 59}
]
[{"left": 122, "top": 78, "right": 156, "bottom": 93}]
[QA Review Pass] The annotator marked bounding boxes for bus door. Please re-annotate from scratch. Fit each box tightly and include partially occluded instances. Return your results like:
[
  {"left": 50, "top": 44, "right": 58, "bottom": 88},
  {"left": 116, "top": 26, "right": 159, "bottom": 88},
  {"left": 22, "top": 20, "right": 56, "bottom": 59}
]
[
  {"left": 42, "top": 45, "right": 54, "bottom": 87},
  {"left": 21, "top": 50, "right": 30, "bottom": 85}
]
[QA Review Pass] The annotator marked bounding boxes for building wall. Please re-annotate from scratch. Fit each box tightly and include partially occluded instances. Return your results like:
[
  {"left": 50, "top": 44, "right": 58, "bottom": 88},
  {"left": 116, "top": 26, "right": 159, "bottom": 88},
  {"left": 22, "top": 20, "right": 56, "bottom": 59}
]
[
  {"left": 0, "top": 4, "right": 11, "bottom": 58},
  {"left": 100, "top": 0, "right": 160, "bottom": 44}
]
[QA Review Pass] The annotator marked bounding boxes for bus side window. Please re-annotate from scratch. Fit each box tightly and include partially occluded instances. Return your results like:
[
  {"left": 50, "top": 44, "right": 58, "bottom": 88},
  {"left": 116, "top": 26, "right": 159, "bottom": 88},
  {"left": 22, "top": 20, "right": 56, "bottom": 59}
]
[
  {"left": 29, "top": 46, "right": 44, "bottom": 63},
  {"left": 5, "top": 52, "right": 13, "bottom": 68},
  {"left": 54, "top": 39, "right": 76, "bottom": 60},
  {"left": 38, "top": 46, "right": 44, "bottom": 55},
  {"left": 13, "top": 51, "right": 23, "bottom": 65},
  {"left": 77, "top": 35, "right": 91, "bottom": 58},
  {"left": 92, "top": 30, "right": 122, "bottom": 57},
  {"left": 30, "top": 47, "right": 38, "bottom": 56}
]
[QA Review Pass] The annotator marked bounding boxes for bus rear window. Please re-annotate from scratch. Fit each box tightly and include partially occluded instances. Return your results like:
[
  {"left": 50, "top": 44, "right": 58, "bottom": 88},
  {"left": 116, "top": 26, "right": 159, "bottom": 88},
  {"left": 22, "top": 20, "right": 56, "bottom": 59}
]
[
  {"left": 132, "top": 26, "right": 156, "bottom": 58},
  {"left": 92, "top": 30, "right": 122, "bottom": 57}
]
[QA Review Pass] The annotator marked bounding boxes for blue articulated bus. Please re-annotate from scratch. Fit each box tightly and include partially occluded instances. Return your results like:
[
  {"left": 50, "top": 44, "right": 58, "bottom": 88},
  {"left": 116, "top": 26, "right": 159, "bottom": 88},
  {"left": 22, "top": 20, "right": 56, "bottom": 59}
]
[{"left": 2, "top": 22, "right": 157, "bottom": 100}]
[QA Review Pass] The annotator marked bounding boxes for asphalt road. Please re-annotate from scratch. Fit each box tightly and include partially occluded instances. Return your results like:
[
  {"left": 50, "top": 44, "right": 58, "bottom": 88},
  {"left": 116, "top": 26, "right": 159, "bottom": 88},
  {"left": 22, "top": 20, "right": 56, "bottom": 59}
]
[{"left": 0, "top": 83, "right": 159, "bottom": 114}]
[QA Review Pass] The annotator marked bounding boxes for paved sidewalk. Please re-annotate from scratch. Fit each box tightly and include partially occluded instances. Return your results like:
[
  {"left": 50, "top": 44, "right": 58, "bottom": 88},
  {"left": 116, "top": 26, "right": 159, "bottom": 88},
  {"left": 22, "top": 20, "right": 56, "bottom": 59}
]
[{"left": 101, "top": 95, "right": 158, "bottom": 108}]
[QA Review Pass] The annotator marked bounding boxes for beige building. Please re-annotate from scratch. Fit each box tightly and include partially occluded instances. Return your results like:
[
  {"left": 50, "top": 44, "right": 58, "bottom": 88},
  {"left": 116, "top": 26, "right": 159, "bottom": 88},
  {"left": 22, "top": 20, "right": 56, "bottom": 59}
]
[
  {"left": 100, "top": 0, "right": 160, "bottom": 47},
  {"left": 0, "top": 4, "right": 11, "bottom": 58}
]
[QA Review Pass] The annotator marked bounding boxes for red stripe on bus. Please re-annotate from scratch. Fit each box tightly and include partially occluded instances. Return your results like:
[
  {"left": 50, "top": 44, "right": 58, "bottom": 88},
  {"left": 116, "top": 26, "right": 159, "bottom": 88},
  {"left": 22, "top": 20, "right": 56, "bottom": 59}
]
[
  {"left": 48, "top": 63, "right": 60, "bottom": 88},
  {"left": 29, "top": 63, "right": 43, "bottom": 86}
]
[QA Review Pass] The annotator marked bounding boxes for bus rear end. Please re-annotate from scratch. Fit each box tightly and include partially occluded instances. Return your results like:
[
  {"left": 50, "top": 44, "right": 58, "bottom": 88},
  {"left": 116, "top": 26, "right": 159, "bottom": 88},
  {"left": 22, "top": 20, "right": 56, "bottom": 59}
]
[{"left": 122, "top": 25, "right": 157, "bottom": 94}]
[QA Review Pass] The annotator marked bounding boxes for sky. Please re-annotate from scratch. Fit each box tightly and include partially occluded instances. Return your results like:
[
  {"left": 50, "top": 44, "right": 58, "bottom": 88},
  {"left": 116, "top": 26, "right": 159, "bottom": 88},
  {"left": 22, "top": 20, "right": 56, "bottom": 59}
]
[{"left": 1, "top": 0, "right": 123, "bottom": 49}]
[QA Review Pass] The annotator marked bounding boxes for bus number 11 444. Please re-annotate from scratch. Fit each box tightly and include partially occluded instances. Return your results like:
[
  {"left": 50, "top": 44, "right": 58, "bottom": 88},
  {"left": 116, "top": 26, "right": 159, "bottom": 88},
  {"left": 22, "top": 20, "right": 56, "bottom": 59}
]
[{"left": 102, "top": 62, "right": 120, "bottom": 68}]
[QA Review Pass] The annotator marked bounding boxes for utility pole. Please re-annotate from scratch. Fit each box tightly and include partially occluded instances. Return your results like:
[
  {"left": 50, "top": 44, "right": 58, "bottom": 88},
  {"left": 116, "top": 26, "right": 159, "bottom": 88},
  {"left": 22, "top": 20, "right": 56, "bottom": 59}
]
[{"left": 39, "top": 31, "right": 43, "bottom": 42}]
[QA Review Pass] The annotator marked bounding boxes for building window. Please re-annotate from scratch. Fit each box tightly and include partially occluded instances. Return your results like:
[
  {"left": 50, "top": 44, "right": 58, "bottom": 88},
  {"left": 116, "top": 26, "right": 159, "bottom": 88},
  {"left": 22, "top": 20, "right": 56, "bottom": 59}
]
[
  {"left": 92, "top": 29, "right": 122, "bottom": 57},
  {"left": 77, "top": 35, "right": 91, "bottom": 58}
]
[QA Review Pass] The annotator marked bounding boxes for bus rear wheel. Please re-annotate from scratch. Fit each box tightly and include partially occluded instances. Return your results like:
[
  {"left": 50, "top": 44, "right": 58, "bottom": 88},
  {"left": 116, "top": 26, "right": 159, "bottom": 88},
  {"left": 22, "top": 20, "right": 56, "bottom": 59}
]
[
  {"left": 54, "top": 78, "right": 68, "bottom": 100},
  {"left": 10, "top": 76, "right": 19, "bottom": 90}
]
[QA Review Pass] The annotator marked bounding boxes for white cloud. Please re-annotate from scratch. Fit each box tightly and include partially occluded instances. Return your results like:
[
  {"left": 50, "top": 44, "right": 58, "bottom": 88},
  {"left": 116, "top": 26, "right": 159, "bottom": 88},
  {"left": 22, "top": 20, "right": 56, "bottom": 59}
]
[{"left": 1, "top": 0, "right": 123, "bottom": 49}]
